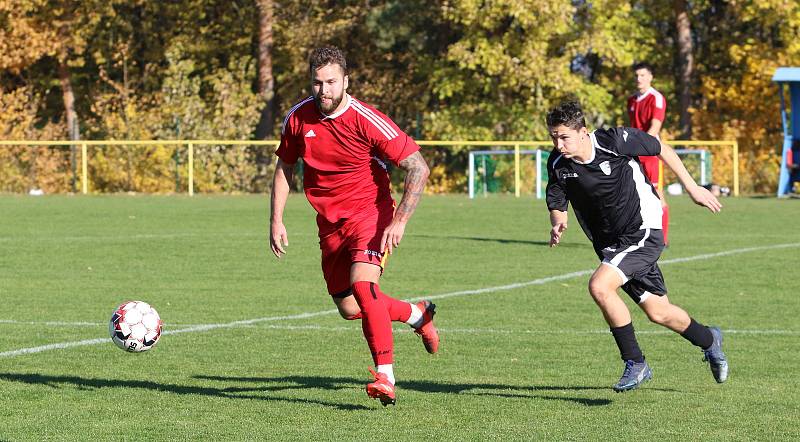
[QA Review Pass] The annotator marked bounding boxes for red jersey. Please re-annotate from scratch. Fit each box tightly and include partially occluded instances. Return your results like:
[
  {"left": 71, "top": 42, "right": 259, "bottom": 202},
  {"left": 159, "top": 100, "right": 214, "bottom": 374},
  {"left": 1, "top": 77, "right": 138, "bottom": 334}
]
[
  {"left": 627, "top": 87, "right": 666, "bottom": 132},
  {"left": 276, "top": 94, "right": 420, "bottom": 232}
]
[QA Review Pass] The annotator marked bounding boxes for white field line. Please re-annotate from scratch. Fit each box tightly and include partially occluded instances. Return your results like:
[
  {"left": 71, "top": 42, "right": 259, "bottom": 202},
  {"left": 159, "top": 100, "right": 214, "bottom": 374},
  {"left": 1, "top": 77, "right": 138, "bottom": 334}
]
[
  {"left": 0, "top": 311, "right": 342, "bottom": 357},
  {"left": 420, "top": 241, "right": 800, "bottom": 302},
  {"left": 1, "top": 241, "right": 798, "bottom": 358}
]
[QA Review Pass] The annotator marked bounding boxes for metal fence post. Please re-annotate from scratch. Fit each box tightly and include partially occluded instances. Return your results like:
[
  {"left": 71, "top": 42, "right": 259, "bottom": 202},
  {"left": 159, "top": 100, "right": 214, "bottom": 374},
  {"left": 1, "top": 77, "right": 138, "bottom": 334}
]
[
  {"left": 536, "top": 149, "right": 542, "bottom": 199},
  {"left": 481, "top": 155, "right": 488, "bottom": 197},
  {"left": 468, "top": 151, "right": 475, "bottom": 199},
  {"left": 700, "top": 150, "right": 706, "bottom": 185},
  {"left": 81, "top": 143, "right": 88, "bottom": 194},
  {"left": 514, "top": 143, "right": 520, "bottom": 197},
  {"left": 733, "top": 141, "right": 739, "bottom": 196},
  {"left": 188, "top": 142, "right": 194, "bottom": 196}
]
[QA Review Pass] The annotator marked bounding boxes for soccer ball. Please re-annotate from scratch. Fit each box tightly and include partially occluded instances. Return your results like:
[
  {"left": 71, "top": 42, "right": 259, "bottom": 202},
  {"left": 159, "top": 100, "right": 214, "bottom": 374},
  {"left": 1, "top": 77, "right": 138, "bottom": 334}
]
[{"left": 109, "top": 301, "right": 163, "bottom": 352}]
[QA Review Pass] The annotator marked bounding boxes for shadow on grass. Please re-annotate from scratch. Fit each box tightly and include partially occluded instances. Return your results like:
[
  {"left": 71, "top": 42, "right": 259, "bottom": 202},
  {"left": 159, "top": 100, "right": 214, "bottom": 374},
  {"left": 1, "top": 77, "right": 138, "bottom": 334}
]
[
  {"left": 409, "top": 234, "right": 576, "bottom": 248},
  {"left": 0, "top": 372, "right": 370, "bottom": 411},
  {"left": 195, "top": 375, "right": 647, "bottom": 407}
]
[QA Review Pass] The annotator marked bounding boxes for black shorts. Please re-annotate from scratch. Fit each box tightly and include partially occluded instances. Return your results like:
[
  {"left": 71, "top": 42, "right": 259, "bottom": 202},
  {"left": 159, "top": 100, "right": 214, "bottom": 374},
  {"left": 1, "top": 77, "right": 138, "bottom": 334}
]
[{"left": 596, "top": 228, "right": 667, "bottom": 304}]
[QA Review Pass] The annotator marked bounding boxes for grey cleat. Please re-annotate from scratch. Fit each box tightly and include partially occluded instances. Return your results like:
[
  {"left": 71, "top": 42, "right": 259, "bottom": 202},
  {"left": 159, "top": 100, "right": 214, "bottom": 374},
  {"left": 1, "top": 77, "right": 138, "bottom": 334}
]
[
  {"left": 703, "top": 326, "right": 729, "bottom": 383},
  {"left": 613, "top": 359, "right": 652, "bottom": 392}
]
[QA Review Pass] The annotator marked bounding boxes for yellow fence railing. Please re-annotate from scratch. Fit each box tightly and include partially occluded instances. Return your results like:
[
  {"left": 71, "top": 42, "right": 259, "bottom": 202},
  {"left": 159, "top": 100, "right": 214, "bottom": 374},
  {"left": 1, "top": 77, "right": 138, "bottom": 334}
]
[
  {"left": 0, "top": 139, "right": 739, "bottom": 196},
  {"left": 0, "top": 140, "right": 278, "bottom": 196}
]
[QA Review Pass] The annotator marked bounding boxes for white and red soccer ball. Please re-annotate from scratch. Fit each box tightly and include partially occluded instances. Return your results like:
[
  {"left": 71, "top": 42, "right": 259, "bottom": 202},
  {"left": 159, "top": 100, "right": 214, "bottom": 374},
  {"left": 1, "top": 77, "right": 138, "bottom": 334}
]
[{"left": 109, "top": 301, "right": 162, "bottom": 352}]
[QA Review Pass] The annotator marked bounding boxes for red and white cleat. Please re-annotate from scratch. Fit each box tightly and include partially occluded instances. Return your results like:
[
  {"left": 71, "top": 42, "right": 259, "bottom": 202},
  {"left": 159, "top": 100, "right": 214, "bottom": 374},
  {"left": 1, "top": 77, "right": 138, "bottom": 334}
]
[
  {"left": 413, "top": 300, "right": 439, "bottom": 354},
  {"left": 366, "top": 367, "right": 396, "bottom": 406}
]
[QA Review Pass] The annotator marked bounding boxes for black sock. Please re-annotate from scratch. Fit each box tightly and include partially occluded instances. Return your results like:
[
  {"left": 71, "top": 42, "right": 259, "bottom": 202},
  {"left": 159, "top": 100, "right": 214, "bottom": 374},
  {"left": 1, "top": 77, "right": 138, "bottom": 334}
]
[
  {"left": 681, "top": 318, "right": 714, "bottom": 349},
  {"left": 610, "top": 322, "right": 645, "bottom": 363}
]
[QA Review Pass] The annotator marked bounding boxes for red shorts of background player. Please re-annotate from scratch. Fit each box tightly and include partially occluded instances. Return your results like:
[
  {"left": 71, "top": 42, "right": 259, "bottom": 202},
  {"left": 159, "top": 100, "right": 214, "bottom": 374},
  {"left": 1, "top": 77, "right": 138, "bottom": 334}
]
[
  {"left": 319, "top": 207, "right": 393, "bottom": 297},
  {"left": 639, "top": 155, "right": 663, "bottom": 191}
]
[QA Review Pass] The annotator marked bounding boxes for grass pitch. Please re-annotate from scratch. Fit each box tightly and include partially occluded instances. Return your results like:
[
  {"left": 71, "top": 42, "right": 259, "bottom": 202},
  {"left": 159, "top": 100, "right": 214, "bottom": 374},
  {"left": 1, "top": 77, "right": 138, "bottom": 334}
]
[{"left": 0, "top": 194, "right": 798, "bottom": 440}]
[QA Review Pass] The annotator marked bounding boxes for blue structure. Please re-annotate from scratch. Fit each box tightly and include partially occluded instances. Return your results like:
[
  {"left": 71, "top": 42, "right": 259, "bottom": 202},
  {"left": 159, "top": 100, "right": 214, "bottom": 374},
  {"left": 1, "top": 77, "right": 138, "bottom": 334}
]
[{"left": 773, "top": 67, "right": 800, "bottom": 196}]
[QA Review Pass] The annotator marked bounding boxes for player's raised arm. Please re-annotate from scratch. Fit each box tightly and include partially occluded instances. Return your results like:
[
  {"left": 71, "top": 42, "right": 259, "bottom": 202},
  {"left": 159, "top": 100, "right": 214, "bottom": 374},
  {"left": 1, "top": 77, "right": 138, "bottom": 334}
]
[
  {"left": 657, "top": 141, "right": 722, "bottom": 213},
  {"left": 270, "top": 158, "right": 294, "bottom": 258},
  {"left": 381, "top": 151, "right": 430, "bottom": 255},
  {"left": 549, "top": 209, "right": 568, "bottom": 247}
]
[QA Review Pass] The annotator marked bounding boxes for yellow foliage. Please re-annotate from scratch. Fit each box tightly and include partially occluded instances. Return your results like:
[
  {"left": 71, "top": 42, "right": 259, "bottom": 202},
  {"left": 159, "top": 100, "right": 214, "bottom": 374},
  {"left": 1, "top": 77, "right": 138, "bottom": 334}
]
[
  {"left": 0, "top": 0, "right": 58, "bottom": 72},
  {"left": 0, "top": 87, "right": 69, "bottom": 193},
  {"left": 426, "top": 162, "right": 465, "bottom": 194}
]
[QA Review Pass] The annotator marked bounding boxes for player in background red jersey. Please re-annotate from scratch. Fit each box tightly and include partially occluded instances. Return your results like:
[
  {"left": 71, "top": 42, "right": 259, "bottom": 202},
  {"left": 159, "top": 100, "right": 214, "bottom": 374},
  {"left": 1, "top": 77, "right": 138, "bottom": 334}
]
[
  {"left": 627, "top": 62, "right": 670, "bottom": 246},
  {"left": 270, "top": 46, "right": 438, "bottom": 406}
]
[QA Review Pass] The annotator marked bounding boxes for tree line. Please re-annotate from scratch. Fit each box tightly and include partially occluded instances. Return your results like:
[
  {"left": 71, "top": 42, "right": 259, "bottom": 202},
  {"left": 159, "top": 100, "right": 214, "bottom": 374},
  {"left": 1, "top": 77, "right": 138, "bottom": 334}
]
[{"left": 1, "top": 0, "right": 797, "bottom": 193}]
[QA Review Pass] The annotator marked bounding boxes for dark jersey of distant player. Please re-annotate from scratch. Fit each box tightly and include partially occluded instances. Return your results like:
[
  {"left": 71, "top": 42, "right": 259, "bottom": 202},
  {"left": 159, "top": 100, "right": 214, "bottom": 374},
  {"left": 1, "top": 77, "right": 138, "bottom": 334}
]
[
  {"left": 546, "top": 127, "right": 663, "bottom": 250},
  {"left": 276, "top": 94, "right": 420, "bottom": 234}
]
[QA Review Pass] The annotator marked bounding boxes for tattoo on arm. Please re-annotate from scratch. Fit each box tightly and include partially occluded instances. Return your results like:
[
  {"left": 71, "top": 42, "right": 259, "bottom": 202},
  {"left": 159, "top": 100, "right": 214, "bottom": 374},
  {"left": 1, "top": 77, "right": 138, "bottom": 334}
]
[{"left": 395, "top": 151, "right": 430, "bottom": 222}]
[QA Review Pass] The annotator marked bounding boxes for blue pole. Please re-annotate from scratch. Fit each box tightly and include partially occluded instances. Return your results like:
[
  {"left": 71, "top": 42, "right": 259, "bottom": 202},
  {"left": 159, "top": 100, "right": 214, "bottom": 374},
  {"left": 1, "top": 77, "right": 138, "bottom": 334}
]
[
  {"left": 779, "top": 84, "right": 788, "bottom": 138},
  {"left": 778, "top": 83, "right": 800, "bottom": 196}
]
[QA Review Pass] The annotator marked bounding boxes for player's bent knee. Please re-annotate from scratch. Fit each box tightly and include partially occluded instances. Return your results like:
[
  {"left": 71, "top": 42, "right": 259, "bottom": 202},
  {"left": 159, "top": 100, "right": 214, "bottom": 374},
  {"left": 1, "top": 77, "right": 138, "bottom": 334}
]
[
  {"left": 588, "top": 282, "right": 613, "bottom": 302},
  {"left": 644, "top": 310, "right": 669, "bottom": 325},
  {"left": 343, "top": 312, "right": 362, "bottom": 320},
  {"left": 335, "top": 304, "right": 361, "bottom": 319},
  {"left": 332, "top": 290, "right": 362, "bottom": 319},
  {"left": 588, "top": 290, "right": 615, "bottom": 305}
]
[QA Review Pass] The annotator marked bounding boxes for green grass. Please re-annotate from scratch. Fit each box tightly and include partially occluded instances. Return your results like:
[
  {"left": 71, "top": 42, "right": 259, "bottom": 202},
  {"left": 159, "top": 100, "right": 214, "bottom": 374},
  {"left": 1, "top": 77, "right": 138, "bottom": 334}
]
[{"left": 0, "top": 194, "right": 798, "bottom": 440}]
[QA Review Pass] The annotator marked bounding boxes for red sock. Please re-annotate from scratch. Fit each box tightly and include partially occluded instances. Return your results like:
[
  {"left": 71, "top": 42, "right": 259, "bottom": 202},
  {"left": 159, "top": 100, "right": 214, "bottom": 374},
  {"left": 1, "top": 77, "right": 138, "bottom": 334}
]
[
  {"left": 351, "top": 281, "right": 394, "bottom": 365},
  {"left": 371, "top": 285, "right": 412, "bottom": 323},
  {"left": 662, "top": 204, "right": 670, "bottom": 246}
]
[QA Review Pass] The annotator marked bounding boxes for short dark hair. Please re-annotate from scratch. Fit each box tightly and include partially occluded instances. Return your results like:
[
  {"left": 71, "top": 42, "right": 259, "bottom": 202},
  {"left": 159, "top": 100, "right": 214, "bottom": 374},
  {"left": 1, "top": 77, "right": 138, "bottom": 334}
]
[
  {"left": 632, "top": 62, "right": 653, "bottom": 74},
  {"left": 309, "top": 46, "right": 347, "bottom": 75},
  {"left": 546, "top": 100, "right": 586, "bottom": 130}
]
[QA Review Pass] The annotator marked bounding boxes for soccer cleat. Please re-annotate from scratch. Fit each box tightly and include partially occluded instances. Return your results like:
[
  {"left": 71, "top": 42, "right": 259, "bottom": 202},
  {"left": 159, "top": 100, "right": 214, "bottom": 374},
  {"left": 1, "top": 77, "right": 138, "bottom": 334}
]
[
  {"left": 366, "top": 367, "right": 396, "bottom": 406},
  {"left": 413, "top": 300, "right": 439, "bottom": 354},
  {"left": 702, "top": 326, "right": 729, "bottom": 383},
  {"left": 612, "top": 359, "right": 652, "bottom": 392}
]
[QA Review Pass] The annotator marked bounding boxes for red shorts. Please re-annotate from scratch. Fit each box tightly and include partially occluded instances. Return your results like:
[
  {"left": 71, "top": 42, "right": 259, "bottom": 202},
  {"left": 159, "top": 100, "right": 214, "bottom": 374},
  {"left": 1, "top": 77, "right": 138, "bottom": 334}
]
[
  {"left": 319, "top": 208, "right": 392, "bottom": 296},
  {"left": 639, "top": 156, "right": 663, "bottom": 190}
]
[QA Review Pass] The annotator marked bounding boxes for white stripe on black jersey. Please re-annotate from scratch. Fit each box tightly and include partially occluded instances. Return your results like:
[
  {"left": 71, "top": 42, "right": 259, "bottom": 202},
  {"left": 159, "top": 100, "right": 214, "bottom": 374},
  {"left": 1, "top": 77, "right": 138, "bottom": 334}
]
[{"left": 546, "top": 127, "right": 663, "bottom": 249}]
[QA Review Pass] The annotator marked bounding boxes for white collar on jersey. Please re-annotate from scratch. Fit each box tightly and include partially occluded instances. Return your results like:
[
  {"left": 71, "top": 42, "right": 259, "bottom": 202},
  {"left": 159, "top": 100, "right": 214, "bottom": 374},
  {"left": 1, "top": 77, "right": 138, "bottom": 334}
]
[
  {"left": 635, "top": 87, "right": 656, "bottom": 102},
  {"left": 570, "top": 131, "right": 598, "bottom": 165},
  {"left": 320, "top": 93, "right": 352, "bottom": 120}
]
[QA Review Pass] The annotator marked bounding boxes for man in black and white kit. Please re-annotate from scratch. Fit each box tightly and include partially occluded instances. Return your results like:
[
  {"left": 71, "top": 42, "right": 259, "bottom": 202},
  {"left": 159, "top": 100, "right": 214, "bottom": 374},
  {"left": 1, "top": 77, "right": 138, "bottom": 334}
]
[{"left": 545, "top": 101, "right": 728, "bottom": 392}]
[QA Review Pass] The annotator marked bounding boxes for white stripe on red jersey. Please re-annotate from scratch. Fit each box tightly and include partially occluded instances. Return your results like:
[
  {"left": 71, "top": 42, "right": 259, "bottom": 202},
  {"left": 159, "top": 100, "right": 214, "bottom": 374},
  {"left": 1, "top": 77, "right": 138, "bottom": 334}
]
[
  {"left": 653, "top": 91, "right": 664, "bottom": 109},
  {"left": 282, "top": 96, "right": 314, "bottom": 134},
  {"left": 351, "top": 100, "right": 398, "bottom": 140}
]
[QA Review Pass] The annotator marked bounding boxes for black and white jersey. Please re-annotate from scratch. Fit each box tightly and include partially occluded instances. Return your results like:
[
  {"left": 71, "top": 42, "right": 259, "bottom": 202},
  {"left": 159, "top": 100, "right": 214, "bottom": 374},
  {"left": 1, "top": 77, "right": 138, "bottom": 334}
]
[{"left": 546, "top": 127, "right": 663, "bottom": 249}]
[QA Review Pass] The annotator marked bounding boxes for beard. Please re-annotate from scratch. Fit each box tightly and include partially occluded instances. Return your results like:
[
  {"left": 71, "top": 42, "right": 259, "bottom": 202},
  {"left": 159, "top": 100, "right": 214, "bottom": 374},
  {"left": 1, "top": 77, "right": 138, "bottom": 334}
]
[{"left": 315, "top": 92, "right": 344, "bottom": 115}]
